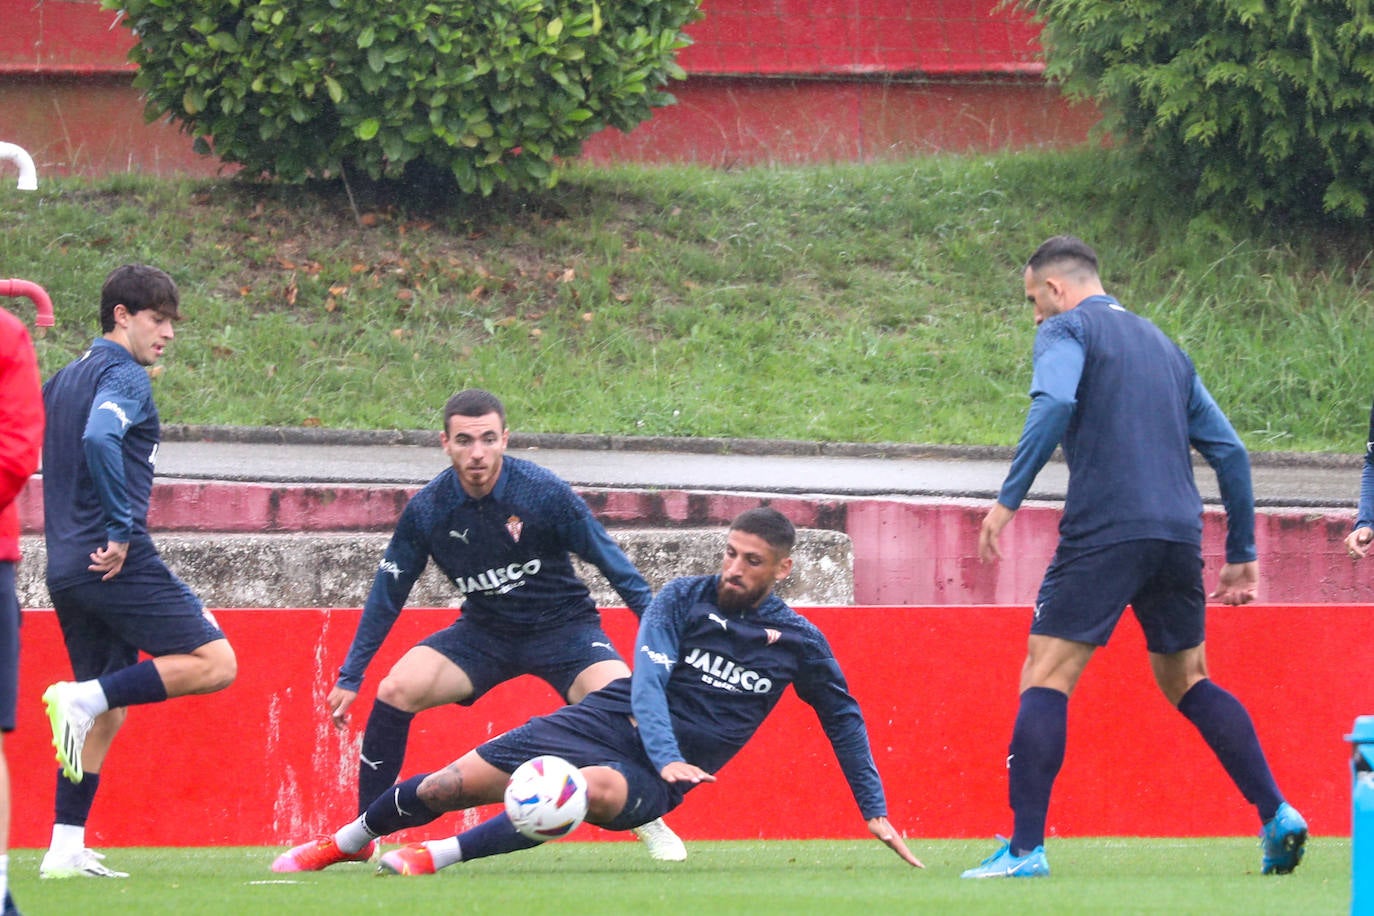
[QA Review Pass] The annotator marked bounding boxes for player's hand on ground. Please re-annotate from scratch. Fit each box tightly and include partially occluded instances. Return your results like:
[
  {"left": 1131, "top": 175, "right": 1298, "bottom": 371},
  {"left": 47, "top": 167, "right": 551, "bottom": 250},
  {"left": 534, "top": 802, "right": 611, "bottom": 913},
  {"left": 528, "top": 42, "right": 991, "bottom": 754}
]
[
  {"left": 88, "top": 540, "right": 129, "bottom": 580},
  {"left": 978, "top": 503, "right": 1016, "bottom": 563},
  {"left": 866, "top": 817, "right": 923, "bottom": 868},
  {"left": 327, "top": 686, "right": 358, "bottom": 729},
  {"left": 1209, "top": 561, "right": 1258, "bottom": 605},
  {"left": 659, "top": 761, "right": 715, "bottom": 785},
  {"left": 1347, "top": 526, "right": 1373, "bottom": 560}
]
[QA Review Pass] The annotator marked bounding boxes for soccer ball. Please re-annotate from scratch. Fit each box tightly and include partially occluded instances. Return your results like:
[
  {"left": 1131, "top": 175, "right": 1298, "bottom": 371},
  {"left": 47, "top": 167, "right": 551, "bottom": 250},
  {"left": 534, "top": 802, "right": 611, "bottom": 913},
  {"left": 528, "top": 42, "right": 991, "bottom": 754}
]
[{"left": 503, "top": 755, "right": 589, "bottom": 841}]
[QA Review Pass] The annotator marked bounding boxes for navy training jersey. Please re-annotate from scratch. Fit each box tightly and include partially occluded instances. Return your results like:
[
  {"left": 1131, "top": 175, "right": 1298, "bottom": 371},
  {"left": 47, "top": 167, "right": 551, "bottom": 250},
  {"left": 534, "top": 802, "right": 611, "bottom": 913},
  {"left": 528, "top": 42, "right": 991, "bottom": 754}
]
[
  {"left": 337, "top": 454, "right": 651, "bottom": 690},
  {"left": 1050, "top": 297, "right": 1203, "bottom": 546},
  {"left": 613, "top": 575, "right": 888, "bottom": 820},
  {"left": 42, "top": 338, "right": 163, "bottom": 590},
  {"left": 998, "top": 295, "right": 1253, "bottom": 558}
]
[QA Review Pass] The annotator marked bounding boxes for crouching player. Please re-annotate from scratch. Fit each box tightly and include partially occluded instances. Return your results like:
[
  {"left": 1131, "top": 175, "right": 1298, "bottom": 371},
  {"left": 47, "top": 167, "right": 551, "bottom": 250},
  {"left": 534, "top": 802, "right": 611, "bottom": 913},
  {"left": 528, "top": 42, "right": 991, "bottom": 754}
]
[{"left": 273, "top": 508, "right": 923, "bottom": 874}]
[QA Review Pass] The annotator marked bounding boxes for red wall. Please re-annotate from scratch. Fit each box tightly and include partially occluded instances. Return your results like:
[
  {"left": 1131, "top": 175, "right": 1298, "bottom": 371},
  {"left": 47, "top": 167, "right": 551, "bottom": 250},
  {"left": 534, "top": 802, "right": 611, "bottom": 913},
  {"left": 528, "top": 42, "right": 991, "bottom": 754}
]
[
  {"left": 1, "top": 1, "right": 1041, "bottom": 77},
  {"left": 9, "top": 604, "right": 1363, "bottom": 849},
  {"left": 0, "top": 0, "right": 1091, "bottom": 177}
]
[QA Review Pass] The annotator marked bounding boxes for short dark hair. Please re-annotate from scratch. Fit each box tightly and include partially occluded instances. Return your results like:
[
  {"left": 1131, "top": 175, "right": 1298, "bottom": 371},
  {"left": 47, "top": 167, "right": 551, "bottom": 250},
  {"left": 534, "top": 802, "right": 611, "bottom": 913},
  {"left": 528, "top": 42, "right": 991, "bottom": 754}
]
[
  {"left": 730, "top": 507, "right": 796, "bottom": 558},
  {"left": 443, "top": 388, "right": 506, "bottom": 431},
  {"left": 100, "top": 264, "right": 181, "bottom": 333},
  {"left": 1026, "top": 235, "right": 1099, "bottom": 278}
]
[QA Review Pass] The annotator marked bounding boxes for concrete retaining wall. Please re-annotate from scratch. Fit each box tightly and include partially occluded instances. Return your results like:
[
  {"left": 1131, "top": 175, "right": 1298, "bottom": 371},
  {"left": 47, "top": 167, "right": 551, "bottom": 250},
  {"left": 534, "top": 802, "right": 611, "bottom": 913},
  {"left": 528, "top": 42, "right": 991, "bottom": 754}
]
[{"left": 16, "top": 528, "right": 855, "bottom": 609}]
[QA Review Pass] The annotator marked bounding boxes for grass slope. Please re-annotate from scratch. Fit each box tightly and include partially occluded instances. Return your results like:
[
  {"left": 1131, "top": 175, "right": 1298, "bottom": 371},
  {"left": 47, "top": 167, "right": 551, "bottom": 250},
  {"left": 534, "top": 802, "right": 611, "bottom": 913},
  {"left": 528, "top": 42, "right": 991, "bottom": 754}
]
[
  {"left": 2, "top": 151, "right": 1371, "bottom": 452},
  {"left": 9, "top": 838, "right": 1349, "bottom": 915}
]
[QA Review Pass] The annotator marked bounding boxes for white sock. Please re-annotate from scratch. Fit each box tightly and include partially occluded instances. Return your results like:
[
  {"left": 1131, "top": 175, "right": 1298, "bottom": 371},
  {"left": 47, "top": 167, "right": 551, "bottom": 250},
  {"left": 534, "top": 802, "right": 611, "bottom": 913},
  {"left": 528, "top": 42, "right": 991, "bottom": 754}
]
[
  {"left": 49, "top": 823, "right": 86, "bottom": 856},
  {"left": 333, "top": 816, "right": 375, "bottom": 854},
  {"left": 426, "top": 836, "right": 462, "bottom": 869},
  {"left": 71, "top": 679, "right": 110, "bottom": 718}
]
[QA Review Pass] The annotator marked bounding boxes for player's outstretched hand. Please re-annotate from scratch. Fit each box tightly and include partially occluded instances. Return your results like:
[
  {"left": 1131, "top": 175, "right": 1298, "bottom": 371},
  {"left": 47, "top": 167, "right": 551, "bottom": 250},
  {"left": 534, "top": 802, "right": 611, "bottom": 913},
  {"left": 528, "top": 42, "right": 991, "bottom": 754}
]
[
  {"left": 326, "top": 685, "right": 358, "bottom": 729},
  {"left": 658, "top": 761, "right": 715, "bottom": 785},
  {"left": 1209, "top": 561, "right": 1258, "bottom": 605},
  {"left": 866, "top": 817, "right": 924, "bottom": 868},
  {"left": 1347, "top": 526, "right": 1374, "bottom": 560}
]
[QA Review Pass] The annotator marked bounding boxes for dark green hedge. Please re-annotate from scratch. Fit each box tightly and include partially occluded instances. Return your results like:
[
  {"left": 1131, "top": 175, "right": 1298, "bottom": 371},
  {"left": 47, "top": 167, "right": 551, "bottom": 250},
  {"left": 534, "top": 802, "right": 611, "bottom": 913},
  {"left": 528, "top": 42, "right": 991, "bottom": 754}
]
[
  {"left": 108, "top": 0, "right": 700, "bottom": 194},
  {"left": 1016, "top": 0, "right": 1374, "bottom": 218}
]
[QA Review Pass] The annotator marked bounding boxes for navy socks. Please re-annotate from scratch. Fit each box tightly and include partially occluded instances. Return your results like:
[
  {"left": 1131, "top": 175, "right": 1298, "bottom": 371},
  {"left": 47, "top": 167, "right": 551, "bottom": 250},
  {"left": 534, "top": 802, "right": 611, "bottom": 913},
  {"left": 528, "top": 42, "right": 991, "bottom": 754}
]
[
  {"left": 358, "top": 700, "right": 415, "bottom": 813},
  {"left": 1177, "top": 679, "right": 1283, "bottom": 822},
  {"left": 1008, "top": 686, "right": 1068, "bottom": 855},
  {"left": 361, "top": 774, "right": 442, "bottom": 835},
  {"left": 98, "top": 660, "right": 167, "bottom": 709},
  {"left": 54, "top": 771, "right": 100, "bottom": 827},
  {"left": 452, "top": 813, "right": 542, "bottom": 862}
]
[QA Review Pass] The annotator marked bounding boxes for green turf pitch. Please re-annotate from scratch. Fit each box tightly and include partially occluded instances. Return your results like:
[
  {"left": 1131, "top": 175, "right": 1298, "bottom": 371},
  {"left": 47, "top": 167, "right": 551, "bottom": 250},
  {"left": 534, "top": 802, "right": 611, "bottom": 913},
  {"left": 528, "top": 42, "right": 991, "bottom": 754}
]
[{"left": 9, "top": 837, "right": 1349, "bottom": 915}]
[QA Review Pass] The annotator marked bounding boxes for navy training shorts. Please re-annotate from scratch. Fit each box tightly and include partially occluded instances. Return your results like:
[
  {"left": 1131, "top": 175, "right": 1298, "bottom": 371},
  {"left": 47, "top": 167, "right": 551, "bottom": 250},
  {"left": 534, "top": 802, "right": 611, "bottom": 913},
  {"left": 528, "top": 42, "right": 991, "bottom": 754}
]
[
  {"left": 419, "top": 615, "right": 626, "bottom": 705},
  {"left": 476, "top": 700, "right": 685, "bottom": 831},
  {"left": 50, "top": 561, "right": 226, "bottom": 680},
  {"left": 1032, "top": 538, "right": 1206, "bottom": 654},
  {"left": 0, "top": 563, "right": 19, "bottom": 732}
]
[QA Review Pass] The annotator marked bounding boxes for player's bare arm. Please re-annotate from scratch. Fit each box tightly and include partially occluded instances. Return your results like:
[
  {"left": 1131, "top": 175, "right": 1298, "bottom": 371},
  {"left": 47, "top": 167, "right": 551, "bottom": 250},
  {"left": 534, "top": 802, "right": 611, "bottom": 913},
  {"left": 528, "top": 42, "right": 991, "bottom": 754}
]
[{"left": 866, "top": 817, "right": 924, "bottom": 868}]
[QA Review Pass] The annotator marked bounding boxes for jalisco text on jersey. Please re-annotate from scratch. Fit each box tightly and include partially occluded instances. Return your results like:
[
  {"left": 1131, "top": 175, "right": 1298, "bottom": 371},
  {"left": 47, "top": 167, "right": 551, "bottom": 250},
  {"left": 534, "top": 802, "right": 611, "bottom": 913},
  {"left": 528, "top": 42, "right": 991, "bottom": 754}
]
[
  {"left": 682, "top": 647, "right": 773, "bottom": 693},
  {"left": 450, "top": 560, "right": 544, "bottom": 598}
]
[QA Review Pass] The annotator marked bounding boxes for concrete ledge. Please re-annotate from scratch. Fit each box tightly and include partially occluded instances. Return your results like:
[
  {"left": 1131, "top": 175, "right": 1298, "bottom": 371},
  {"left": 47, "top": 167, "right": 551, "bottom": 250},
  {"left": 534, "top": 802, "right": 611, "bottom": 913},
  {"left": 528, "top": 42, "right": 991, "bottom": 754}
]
[{"left": 16, "top": 528, "right": 853, "bottom": 609}]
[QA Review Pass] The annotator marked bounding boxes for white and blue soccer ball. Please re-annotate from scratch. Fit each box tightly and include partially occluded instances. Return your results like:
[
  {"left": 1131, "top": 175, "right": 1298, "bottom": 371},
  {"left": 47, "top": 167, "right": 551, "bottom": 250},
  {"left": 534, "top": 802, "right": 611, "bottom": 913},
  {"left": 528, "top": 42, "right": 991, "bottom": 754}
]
[{"left": 504, "top": 755, "right": 589, "bottom": 841}]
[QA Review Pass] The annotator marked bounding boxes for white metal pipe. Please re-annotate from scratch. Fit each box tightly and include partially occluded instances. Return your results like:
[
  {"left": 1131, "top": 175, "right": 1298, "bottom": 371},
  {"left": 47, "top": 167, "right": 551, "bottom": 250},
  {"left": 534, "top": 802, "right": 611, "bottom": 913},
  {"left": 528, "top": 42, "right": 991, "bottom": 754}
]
[{"left": 0, "top": 142, "right": 38, "bottom": 190}]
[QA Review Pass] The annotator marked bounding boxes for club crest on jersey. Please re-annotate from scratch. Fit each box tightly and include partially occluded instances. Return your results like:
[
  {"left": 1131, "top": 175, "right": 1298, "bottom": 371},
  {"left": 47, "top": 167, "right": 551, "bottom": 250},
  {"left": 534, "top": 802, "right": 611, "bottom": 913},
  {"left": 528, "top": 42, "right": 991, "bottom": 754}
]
[
  {"left": 506, "top": 515, "right": 523, "bottom": 542},
  {"left": 764, "top": 628, "right": 781, "bottom": 645}
]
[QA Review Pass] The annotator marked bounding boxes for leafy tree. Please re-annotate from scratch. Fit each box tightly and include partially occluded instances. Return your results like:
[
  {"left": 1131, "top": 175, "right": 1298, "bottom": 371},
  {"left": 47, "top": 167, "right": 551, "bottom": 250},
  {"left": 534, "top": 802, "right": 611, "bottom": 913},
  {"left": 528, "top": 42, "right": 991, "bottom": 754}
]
[
  {"left": 1015, "top": 0, "right": 1374, "bottom": 218},
  {"left": 107, "top": 0, "right": 700, "bottom": 194}
]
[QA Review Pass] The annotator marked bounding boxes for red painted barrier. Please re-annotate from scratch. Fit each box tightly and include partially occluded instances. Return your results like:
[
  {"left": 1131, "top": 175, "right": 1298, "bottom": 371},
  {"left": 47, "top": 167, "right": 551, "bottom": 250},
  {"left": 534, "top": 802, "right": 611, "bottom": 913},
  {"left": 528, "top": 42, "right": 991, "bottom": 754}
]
[
  {"left": 0, "top": 0, "right": 1090, "bottom": 176},
  {"left": 9, "top": 605, "right": 1362, "bottom": 849}
]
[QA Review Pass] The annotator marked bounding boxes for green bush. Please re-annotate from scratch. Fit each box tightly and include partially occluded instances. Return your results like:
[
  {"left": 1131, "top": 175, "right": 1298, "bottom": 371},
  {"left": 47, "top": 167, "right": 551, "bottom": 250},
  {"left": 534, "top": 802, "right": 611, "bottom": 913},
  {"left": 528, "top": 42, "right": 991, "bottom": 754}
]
[
  {"left": 1015, "top": 0, "right": 1374, "bottom": 218},
  {"left": 106, "top": 0, "right": 700, "bottom": 194}
]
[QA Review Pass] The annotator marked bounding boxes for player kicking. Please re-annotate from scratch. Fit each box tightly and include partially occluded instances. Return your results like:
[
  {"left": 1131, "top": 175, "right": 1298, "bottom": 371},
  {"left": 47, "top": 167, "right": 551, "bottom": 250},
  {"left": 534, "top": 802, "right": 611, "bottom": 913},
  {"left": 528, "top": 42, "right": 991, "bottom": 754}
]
[
  {"left": 38, "top": 265, "right": 238, "bottom": 880},
  {"left": 272, "top": 508, "right": 923, "bottom": 875},
  {"left": 311, "top": 388, "right": 682, "bottom": 862}
]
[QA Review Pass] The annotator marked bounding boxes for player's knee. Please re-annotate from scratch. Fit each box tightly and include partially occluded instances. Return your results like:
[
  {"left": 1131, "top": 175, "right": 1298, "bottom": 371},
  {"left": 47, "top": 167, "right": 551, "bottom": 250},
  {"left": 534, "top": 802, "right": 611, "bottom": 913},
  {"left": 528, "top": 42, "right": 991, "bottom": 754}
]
[
  {"left": 376, "top": 675, "right": 433, "bottom": 712},
  {"left": 582, "top": 779, "right": 624, "bottom": 823},
  {"left": 196, "top": 640, "right": 237, "bottom": 692}
]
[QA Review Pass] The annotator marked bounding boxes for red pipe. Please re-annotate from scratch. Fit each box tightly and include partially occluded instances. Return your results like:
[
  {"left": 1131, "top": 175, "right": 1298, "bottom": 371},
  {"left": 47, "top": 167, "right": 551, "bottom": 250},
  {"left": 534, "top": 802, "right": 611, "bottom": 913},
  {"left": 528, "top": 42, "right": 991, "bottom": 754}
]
[{"left": 0, "top": 278, "right": 55, "bottom": 327}]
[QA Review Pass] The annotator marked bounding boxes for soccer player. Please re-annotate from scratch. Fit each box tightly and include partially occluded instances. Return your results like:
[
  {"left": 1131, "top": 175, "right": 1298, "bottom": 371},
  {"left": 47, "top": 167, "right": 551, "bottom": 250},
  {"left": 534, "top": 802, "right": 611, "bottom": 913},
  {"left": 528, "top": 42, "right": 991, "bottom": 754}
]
[
  {"left": 39, "top": 265, "right": 238, "bottom": 879},
  {"left": 1345, "top": 396, "right": 1373, "bottom": 561},
  {"left": 0, "top": 304, "right": 44, "bottom": 916},
  {"left": 316, "top": 387, "right": 684, "bottom": 862},
  {"left": 962, "top": 236, "right": 1306, "bottom": 879},
  {"left": 273, "top": 508, "right": 922, "bottom": 875}
]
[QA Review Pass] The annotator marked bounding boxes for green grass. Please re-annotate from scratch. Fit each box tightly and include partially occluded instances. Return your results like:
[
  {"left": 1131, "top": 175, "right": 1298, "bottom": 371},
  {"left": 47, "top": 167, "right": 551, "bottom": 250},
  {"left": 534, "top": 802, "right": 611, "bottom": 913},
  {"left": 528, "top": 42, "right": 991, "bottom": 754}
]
[
  {"left": 7, "top": 838, "right": 1349, "bottom": 914},
  {"left": 2, "top": 150, "right": 1372, "bottom": 452}
]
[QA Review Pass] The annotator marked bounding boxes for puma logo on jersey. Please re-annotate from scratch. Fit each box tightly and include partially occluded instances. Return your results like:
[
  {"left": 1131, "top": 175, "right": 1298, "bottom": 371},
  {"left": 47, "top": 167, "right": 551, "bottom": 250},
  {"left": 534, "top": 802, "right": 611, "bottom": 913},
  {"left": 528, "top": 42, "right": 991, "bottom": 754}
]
[
  {"left": 708, "top": 613, "right": 729, "bottom": 631},
  {"left": 448, "top": 529, "right": 470, "bottom": 544}
]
